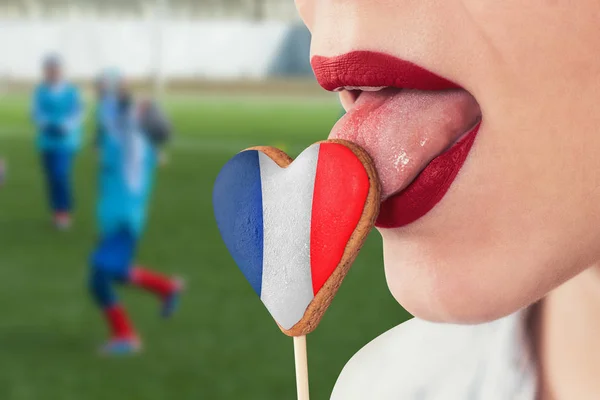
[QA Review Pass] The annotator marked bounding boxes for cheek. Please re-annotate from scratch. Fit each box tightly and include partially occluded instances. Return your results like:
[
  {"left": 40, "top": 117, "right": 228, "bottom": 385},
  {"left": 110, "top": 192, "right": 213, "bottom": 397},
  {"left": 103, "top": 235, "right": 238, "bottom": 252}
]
[{"left": 463, "top": 0, "right": 600, "bottom": 82}]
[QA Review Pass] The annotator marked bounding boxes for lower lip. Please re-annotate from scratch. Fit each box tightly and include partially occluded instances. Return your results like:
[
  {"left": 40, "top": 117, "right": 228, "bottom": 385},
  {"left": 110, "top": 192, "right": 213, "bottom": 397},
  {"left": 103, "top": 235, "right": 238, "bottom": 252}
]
[{"left": 375, "top": 122, "right": 481, "bottom": 228}]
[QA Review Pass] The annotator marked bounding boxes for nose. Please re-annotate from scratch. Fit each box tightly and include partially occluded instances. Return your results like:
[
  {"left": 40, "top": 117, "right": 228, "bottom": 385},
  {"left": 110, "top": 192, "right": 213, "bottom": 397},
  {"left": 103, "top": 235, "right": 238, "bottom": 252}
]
[{"left": 294, "top": 0, "right": 315, "bottom": 31}]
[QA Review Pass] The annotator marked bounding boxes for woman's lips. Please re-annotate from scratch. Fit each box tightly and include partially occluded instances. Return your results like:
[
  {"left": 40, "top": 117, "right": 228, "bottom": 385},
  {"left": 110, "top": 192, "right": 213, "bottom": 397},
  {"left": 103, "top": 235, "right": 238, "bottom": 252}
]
[
  {"left": 312, "top": 52, "right": 482, "bottom": 228},
  {"left": 312, "top": 52, "right": 460, "bottom": 91}
]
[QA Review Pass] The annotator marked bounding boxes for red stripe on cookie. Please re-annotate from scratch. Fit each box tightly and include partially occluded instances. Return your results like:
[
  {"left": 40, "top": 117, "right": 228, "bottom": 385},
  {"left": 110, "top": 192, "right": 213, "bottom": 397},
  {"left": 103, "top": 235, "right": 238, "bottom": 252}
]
[{"left": 310, "top": 143, "right": 370, "bottom": 295}]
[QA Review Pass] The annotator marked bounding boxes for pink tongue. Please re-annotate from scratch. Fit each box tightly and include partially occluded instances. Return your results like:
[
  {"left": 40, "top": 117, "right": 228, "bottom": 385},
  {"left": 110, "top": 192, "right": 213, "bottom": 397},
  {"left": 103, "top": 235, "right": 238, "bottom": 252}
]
[{"left": 329, "top": 88, "right": 481, "bottom": 199}]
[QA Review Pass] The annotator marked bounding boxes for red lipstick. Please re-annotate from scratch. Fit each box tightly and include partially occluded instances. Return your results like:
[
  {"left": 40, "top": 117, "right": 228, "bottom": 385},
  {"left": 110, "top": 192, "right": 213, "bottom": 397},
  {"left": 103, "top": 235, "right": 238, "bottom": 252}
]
[
  {"left": 313, "top": 51, "right": 481, "bottom": 228},
  {"left": 312, "top": 51, "right": 460, "bottom": 92}
]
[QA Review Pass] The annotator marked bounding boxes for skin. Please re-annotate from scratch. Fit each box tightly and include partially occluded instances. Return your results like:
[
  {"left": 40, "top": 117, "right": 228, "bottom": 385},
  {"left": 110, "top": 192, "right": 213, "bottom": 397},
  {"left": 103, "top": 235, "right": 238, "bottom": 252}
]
[
  {"left": 44, "top": 64, "right": 61, "bottom": 85},
  {"left": 535, "top": 269, "right": 600, "bottom": 399},
  {"left": 296, "top": 1, "right": 600, "bottom": 398}
]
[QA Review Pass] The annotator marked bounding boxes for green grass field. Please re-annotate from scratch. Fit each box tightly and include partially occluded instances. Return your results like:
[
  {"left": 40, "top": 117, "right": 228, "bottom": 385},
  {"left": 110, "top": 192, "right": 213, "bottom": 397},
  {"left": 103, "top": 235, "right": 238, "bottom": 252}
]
[{"left": 0, "top": 93, "right": 411, "bottom": 400}]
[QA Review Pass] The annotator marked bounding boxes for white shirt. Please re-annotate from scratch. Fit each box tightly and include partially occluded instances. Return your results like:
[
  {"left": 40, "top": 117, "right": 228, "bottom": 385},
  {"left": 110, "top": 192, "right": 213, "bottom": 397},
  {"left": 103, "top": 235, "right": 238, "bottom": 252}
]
[{"left": 331, "top": 311, "right": 537, "bottom": 400}]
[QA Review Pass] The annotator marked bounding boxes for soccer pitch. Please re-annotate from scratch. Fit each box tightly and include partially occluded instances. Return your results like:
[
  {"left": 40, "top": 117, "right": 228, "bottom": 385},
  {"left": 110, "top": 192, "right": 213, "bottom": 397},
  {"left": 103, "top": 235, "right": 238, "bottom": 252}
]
[{"left": 0, "top": 93, "right": 411, "bottom": 400}]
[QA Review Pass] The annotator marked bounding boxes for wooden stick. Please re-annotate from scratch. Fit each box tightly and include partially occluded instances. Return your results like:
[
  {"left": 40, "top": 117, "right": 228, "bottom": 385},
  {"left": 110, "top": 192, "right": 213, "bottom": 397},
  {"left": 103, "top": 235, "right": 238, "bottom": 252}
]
[{"left": 293, "top": 335, "right": 310, "bottom": 400}]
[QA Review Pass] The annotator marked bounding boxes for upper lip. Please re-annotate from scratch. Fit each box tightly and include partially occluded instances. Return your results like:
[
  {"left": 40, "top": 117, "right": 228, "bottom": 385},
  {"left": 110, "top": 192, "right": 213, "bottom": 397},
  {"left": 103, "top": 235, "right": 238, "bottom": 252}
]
[{"left": 311, "top": 51, "right": 460, "bottom": 92}]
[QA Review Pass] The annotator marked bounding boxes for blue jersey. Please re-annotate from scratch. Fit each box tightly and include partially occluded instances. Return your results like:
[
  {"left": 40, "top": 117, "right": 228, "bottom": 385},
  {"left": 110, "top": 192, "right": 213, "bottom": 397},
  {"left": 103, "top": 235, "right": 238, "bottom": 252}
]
[
  {"left": 95, "top": 94, "right": 115, "bottom": 147},
  {"left": 97, "top": 99, "right": 158, "bottom": 238},
  {"left": 32, "top": 82, "right": 83, "bottom": 152}
]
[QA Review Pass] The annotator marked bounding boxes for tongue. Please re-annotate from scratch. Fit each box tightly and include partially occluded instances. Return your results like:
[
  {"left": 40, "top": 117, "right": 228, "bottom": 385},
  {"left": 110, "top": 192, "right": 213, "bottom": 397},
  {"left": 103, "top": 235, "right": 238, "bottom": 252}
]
[{"left": 329, "top": 88, "right": 481, "bottom": 199}]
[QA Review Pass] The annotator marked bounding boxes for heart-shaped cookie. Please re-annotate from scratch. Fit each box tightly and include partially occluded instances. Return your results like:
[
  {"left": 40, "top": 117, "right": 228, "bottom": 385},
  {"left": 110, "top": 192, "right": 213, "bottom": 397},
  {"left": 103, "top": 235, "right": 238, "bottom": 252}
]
[{"left": 213, "top": 140, "right": 380, "bottom": 336}]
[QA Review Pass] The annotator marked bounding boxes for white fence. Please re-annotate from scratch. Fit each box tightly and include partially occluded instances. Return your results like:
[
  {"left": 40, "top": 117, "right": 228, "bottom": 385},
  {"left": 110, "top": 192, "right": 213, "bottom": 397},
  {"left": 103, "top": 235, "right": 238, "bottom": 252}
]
[{"left": 0, "top": 18, "right": 296, "bottom": 81}]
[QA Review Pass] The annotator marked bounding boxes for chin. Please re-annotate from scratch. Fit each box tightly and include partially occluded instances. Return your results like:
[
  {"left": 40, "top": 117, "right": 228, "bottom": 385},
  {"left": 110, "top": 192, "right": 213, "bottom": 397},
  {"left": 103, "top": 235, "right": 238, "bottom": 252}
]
[{"left": 379, "top": 225, "right": 571, "bottom": 325}]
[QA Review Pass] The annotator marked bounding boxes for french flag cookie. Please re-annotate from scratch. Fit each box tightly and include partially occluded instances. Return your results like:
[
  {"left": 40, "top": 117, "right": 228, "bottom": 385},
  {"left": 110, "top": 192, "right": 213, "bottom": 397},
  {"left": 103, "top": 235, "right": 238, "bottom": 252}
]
[{"left": 213, "top": 140, "right": 380, "bottom": 336}]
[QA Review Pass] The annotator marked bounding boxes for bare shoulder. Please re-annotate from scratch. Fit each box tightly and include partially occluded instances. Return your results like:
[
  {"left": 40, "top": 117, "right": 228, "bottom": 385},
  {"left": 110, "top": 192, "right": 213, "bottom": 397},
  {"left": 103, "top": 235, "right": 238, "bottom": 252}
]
[{"left": 331, "top": 313, "right": 535, "bottom": 400}]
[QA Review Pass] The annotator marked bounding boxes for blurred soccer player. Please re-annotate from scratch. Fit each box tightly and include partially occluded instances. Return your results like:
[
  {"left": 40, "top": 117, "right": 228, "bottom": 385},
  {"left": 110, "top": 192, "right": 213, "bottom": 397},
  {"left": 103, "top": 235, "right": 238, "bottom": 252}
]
[
  {"left": 90, "top": 73, "right": 183, "bottom": 355},
  {"left": 31, "top": 55, "right": 83, "bottom": 230}
]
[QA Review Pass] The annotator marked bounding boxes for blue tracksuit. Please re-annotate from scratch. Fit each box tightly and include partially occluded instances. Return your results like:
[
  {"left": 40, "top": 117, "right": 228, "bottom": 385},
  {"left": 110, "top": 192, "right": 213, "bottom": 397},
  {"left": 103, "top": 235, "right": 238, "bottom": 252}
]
[
  {"left": 90, "top": 98, "right": 159, "bottom": 307},
  {"left": 32, "top": 81, "right": 83, "bottom": 213}
]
